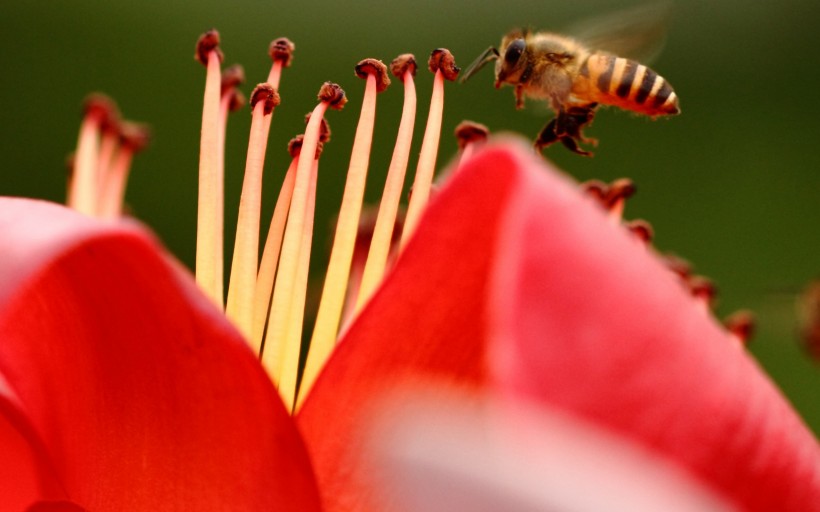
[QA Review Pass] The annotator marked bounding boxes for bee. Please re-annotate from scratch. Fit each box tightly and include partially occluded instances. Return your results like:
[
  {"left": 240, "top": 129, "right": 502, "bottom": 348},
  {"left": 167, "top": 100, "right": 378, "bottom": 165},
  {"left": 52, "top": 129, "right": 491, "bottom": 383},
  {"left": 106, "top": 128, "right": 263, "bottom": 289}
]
[{"left": 462, "top": 4, "right": 680, "bottom": 156}]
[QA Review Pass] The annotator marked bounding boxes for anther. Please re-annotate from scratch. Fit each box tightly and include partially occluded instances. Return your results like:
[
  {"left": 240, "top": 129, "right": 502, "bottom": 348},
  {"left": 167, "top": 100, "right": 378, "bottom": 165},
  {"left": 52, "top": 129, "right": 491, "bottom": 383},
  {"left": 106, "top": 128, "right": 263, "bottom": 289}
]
[
  {"left": 269, "top": 37, "right": 295, "bottom": 67},
  {"left": 455, "top": 120, "right": 489, "bottom": 150},
  {"left": 723, "top": 310, "right": 755, "bottom": 346},
  {"left": 221, "top": 64, "right": 246, "bottom": 94},
  {"left": 580, "top": 179, "right": 608, "bottom": 206},
  {"left": 605, "top": 178, "right": 636, "bottom": 209},
  {"left": 687, "top": 275, "right": 717, "bottom": 309},
  {"left": 391, "top": 54, "right": 418, "bottom": 79},
  {"left": 662, "top": 253, "right": 692, "bottom": 280},
  {"left": 355, "top": 58, "right": 391, "bottom": 92},
  {"left": 119, "top": 122, "right": 152, "bottom": 152},
  {"left": 318, "top": 82, "right": 347, "bottom": 110},
  {"left": 195, "top": 29, "right": 223, "bottom": 66},
  {"left": 83, "top": 93, "right": 120, "bottom": 124},
  {"left": 249, "top": 83, "right": 281, "bottom": 114},
  {"left": 304, "top": 113, "right": 332, "bottom": 143},
  {"left": 227, "top": 90, "right": 246, "bottom": 111},
  {"left": 624, "top": 219, "right": 654, "bottom": 244},
  {"left": 429, "top": 48, "right": 461, "bottom": 81}
]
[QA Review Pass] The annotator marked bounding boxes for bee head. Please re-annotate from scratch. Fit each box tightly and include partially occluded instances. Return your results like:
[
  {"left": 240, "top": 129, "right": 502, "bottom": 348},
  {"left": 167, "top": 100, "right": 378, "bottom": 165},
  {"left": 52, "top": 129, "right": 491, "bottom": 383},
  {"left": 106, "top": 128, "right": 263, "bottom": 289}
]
[{"left": 495, "top": 35, "right": 528, "bottom": 87}]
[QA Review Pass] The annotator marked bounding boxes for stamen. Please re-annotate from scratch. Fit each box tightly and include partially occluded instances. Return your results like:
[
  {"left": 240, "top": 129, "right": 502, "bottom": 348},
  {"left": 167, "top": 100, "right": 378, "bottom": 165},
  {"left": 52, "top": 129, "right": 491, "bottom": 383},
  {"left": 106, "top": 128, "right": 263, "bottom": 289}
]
[
  {"left": 195, "top": 29, "right": 225, "bottom": 306},
  {"left": 356, "top": 54, "right": 418, "bottom": 311},
  {"left": 226, "top": 84, "right": 281, "bottom": 339},
  {"left": 267, "top": 37, "right": 295, "bottom": 88},
  {"left": 68, "top": 93, "right": 118, "bottom": 216},
  {"left": 279, "top": 156, "right": 320, "bottom": 412},
  {"left": 252, "top": 137, "right": 319, "bottom": 353},
  {"left": 303, "top": 60, "right": 389, "bottom": 403},
  {"left": 401, "top": 49, "right": 460, "bottom": 248},
  {"left": 454, "top": 120, "right": 489, "bottom": 166},
  {"left": 687, "top": 274, "right": 717, "bottom": 311},
  {"left": 96, "top": 114, "right": 122, "bottom": 206},
  {"left": 261, "top": 83, "right": 344, "bottom": 394},
  {"left": 662, "top": 253, "right": 693, "bottom": 280},
  {"left": 98, "top": 122, "right": 151, "bottom": 219},
  {"left": 580, "top": 179, "right": 608, "bottom": 206},
  {"left": 723, "top": 310, "right": 755, "bottom": 346},
  {"left": 624, "top": 219, "right": 654, "bottom": 245},
  {"left": 605, "top": 178, "right": 636, "bottom": 221},
  {"left": 215, "top": 64, "right": 246, "bottom": 305}
]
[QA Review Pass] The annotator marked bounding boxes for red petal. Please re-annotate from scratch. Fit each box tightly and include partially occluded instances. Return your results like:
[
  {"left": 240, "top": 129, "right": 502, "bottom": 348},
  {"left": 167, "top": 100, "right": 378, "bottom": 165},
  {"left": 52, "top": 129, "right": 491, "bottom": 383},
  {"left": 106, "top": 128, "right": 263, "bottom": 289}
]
[
  {"left": 487, "top": 147, "right": 820, "bottom": 510},
  {"left": 0, "top": 198, "right": 321, "bottom": 511},
  {"left": 296, "top": 146, "right": 524, "bottom": 510}
]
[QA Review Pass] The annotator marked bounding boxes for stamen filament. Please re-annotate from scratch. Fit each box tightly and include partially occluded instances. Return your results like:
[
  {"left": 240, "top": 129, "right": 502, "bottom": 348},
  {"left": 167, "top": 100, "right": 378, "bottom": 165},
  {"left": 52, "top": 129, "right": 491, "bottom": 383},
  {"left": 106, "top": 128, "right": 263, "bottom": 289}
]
[
  {"left": 217, "top": 64, "right": 247, "bottom": 304},
  {"left": 95, "top": 121, "right": 121, "bottom": 205},
  {"left": 69, "top": 94, "right": 116, "bottom": 217},
  {"left": 261, "top": 82, "right": 345, "bottom": 389},
  {"left": 279, "top": 158, "right": 319, "bottom": 411},
  {"left": 195, "top": 30, "right": 225, "bottom": 307},
  {"left": 267, "top": 37, "right": 294, "bottom": 90},
  {"left": 226, "top": 85, "right": 280, "bottom": 339},
  {"left": 401, "top": 49, "right": 459, "bottom": 248},
  {"left": 252, "top": 153, "right": 297, "bottom": 353},
  {"left": 303, "top": 61, "right": 388, "bottom": 402},
  {"left": 356, "top": 54, "right": 418, "bottom": 312},
  {"left": 98, "top": 123, "right": 150, "bottom": 219}
]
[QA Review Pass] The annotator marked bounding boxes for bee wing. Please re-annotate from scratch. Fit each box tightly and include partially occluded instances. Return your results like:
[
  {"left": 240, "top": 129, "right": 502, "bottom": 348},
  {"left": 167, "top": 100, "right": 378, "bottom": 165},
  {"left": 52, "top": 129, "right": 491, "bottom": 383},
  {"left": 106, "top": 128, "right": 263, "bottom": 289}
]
[
  {"left": 566, "top": 1, "right": 672, "bottom": 64},
  {"left": 460, "top": 46, "right": 500, "bottom": 83}
]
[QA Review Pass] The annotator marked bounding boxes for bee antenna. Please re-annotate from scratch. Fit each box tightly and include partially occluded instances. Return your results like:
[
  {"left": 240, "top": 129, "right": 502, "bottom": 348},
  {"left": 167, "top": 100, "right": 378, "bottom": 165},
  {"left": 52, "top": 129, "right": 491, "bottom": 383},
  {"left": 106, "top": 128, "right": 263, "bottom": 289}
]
[{"left": 460, "top": 46, "right": 499, "bottom": 84}]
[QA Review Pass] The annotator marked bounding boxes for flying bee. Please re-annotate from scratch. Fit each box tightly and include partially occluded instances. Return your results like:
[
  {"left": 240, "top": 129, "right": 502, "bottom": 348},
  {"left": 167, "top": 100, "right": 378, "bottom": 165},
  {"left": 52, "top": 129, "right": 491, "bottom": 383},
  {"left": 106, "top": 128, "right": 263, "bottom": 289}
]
[{"left": 462, "top": 4, "right": 680, "bottom": 156}]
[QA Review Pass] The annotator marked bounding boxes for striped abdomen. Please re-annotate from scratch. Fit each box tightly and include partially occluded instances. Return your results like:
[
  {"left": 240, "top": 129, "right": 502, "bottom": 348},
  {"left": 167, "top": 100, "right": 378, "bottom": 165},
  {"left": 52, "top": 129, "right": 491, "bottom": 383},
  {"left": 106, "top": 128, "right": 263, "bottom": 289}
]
[{"left": 574, "top": 54, "right": 679, "bottom": 116}]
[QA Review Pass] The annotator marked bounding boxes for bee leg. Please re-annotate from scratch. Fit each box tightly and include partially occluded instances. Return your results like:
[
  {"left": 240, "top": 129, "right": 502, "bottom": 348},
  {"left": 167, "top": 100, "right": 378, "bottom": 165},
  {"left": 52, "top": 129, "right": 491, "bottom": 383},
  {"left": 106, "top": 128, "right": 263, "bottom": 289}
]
[
  {"left": 514, "top": 85, "right": 526, "bottom": 110},
  {"left": 560, "top": 136, "right": 594, "bottom": 157},
  {"left": 534, "top": 117, "right": 560, "bottom": 152},
  {"left": 547, "top": 105, "right": 597, "bottom": 156},
  {"left": 564, "top": 104, "right": 598, "bottom": 145}
]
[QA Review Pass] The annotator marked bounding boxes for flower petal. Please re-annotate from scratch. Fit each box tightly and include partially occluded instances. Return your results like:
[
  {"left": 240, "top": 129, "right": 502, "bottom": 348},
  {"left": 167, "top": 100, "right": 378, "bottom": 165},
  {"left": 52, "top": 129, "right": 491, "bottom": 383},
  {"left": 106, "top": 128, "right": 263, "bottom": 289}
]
[
  {"left": 366, "top": 391, "right": 732, "bottom": 512},
  {"left": 487, "top": 147, "right": 820, "bottom": 510},
  {"left": 296, "top": 145, "right": 524, "bottom": 510},
  {"left": 0, "top": 198, "right": 321, "bottom": 511}
]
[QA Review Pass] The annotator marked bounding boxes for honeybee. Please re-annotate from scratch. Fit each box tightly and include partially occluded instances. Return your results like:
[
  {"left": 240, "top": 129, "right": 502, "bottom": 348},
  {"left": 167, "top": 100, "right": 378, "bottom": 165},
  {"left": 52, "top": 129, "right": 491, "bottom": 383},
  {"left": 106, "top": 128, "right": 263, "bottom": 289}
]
[{"left": 462, "top": 4, "right": 680, "bottom": 156}]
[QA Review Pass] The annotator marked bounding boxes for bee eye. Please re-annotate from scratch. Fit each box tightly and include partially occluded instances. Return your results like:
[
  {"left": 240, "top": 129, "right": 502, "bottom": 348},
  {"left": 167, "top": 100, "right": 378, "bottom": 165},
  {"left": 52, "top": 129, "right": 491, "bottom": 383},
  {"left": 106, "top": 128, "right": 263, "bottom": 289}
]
[{"left": 504, "top": 38, "right": 526, "bottom": 64}]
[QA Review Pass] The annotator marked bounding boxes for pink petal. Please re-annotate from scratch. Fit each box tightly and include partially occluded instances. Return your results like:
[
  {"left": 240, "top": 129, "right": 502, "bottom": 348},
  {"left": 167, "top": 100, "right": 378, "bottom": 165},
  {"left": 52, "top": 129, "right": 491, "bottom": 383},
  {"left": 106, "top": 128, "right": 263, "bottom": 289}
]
[
  {"left": 296, "top": 148, "right": 522, "bottom": 510},
  {"left": 366, "top": 391, "right": 732, "bottom": 512},
  {"left": 0, "top": 198, "right": 321, "bottom": 511},
  {"left": 487, "top": 146, "right": 820, "bottom": 510}
]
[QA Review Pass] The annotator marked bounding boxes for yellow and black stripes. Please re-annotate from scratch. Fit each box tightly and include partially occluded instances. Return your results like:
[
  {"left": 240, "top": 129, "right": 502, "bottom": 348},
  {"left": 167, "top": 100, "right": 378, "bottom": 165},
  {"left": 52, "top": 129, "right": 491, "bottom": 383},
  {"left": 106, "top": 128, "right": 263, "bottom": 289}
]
[{"left": 577, "top": 54, "right": 679, "bottom": 116}]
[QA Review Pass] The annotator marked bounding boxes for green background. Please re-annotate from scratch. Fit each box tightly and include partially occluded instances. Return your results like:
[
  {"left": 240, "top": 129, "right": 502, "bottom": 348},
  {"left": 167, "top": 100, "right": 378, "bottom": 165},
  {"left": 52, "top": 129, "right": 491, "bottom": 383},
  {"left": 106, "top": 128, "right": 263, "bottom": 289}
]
[{"left": 2, "top": 1, "right": 818, "bottom": 432}]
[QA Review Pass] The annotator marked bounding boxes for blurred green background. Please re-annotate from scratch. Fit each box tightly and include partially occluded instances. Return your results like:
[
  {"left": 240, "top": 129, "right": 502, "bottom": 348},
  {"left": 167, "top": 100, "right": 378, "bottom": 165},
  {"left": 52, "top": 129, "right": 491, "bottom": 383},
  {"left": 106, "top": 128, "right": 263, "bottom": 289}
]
[{"left": 2, "top": 0, "right": 818, "bottom": 432}]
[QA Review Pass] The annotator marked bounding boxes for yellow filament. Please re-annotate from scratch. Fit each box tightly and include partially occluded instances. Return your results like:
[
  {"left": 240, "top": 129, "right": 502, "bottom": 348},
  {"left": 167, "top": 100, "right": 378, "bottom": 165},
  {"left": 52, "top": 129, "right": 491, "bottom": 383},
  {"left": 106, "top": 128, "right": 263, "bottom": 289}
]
[
  {"left": 69, "top": 115, "right": 102, "bottom": 216},
  {"left": 356, "top": 71, "right": 417, "bottom": 311},
  {"left": 98, "top": 148, "right": 133, "bottom": 219},
  {"left": 226, "top": 100, "right": 274, "bottom": 339},
  {"left": 279, "top": 159, "right": 318, "bottom": 411},
  {"left": 268, "top": 61, "right": 283, "bottom": 89},
  {"left": 261, "top": 101, "right": 328, "bottom": 384},
  {"left": 401, "top": 69, "right": 444, "bottom": 248},
  {"left": 301, "top": 74, "right": 378, "bottom": 404},
  {"left": 195, "top": 51, "right": 224, "bottom": 307},
  {"left": 252, "top": 159, "right": 297, "bottom": 353}
]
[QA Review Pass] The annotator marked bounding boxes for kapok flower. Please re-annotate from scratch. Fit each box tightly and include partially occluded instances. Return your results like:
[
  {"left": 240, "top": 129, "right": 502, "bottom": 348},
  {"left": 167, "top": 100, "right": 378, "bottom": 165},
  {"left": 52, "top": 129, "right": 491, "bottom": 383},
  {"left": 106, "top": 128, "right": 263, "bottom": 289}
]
[{"left": 1, "top": 29, "right": 819, "bottom": 512}]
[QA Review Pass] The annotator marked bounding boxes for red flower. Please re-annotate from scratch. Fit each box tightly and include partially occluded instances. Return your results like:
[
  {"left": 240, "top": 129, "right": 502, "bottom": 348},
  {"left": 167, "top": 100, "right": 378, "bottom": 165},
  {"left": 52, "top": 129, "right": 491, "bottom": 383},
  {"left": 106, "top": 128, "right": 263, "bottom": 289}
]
[{"left": 2, "top": 143, "right": 818, "bottom": 511}]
